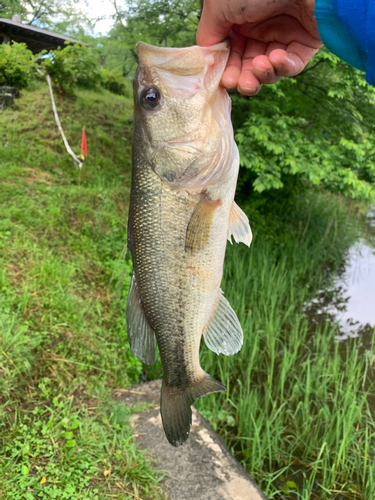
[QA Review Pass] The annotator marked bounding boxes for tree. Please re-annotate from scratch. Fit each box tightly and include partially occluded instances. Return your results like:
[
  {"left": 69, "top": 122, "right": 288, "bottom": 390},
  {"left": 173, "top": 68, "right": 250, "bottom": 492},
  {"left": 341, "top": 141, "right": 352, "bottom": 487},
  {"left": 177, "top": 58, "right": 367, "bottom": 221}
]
[
  {"left": 235, "top": 48, "right": 375, "bottom": 201},
  {"left": 91, "top": 0, "right": 200, "bottom": 79},
  {"left": 111, "top": 0, "right": 200, "bottom": 47},
  {"left": 0, "top": 0, "right": 24, "bottom": 18},
  {"left": 0, "top": 0, "right": 91, "bottom": 37}
]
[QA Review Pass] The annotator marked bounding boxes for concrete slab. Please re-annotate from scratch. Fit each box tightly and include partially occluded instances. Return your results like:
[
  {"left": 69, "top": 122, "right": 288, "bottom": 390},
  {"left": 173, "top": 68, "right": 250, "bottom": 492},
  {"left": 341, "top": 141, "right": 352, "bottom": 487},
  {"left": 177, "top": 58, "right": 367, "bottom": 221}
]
[{"left": 114, "top": 379, "right": 268, "bottom": 500}]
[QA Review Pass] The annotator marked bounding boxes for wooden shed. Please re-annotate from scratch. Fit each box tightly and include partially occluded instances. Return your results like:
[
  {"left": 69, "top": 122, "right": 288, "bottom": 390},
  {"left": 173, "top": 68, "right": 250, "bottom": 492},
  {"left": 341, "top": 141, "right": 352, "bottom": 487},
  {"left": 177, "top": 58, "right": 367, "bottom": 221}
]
[{"left": 0, "top": 15, "right": 81, "bottom": 53}]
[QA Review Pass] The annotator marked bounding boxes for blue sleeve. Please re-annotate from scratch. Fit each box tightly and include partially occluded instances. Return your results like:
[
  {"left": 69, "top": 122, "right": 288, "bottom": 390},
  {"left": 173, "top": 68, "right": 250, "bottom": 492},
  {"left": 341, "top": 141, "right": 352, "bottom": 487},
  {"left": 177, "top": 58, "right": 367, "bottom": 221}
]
[{"left": 315, "top": 0, "right": 375, "bottom": 85}]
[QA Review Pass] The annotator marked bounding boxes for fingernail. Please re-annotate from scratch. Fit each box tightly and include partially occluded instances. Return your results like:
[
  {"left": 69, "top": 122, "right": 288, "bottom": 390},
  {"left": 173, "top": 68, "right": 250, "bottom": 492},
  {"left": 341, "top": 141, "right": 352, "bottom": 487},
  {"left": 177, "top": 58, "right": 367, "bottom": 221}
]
[
  {"left": 253, "top": 62, "right": 266, "bottom": 70},
  {"left": 239, "top": 85, "right": 261, "bottom": 96}
]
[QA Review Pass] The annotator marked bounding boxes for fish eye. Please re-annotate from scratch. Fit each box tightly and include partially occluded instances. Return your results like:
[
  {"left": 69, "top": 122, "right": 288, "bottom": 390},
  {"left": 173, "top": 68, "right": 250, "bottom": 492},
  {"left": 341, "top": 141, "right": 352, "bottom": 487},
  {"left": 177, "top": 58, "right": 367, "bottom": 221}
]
[{"left": 141, "top": 85, "right": 161, "bottom": 110}]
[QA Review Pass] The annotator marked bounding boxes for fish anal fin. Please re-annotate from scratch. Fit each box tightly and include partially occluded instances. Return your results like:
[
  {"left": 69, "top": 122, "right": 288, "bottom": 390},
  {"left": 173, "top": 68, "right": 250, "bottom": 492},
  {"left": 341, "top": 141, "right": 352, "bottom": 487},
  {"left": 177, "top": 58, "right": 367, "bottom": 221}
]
[
  {"left": 228, "top": 201, "right": 252, "bottom": 247},
  {"left": 185, "top": 193, "right": 222, "bottom": 253},
  {"left": 160, "top": 373, "right": 226, "bottom": 447},
  {"left": 203, "top": 290, "right": 243, "bottom": 356},
  {"left": 126, "top": 273, "right": 157, "bottom": 365}
]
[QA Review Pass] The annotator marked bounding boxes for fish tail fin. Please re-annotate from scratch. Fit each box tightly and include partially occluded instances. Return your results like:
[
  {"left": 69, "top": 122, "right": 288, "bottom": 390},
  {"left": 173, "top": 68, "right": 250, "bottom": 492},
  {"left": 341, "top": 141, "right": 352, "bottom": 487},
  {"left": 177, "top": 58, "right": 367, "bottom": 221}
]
[{"left": 160, "top": 373, "right": 226, "bottom": 447}]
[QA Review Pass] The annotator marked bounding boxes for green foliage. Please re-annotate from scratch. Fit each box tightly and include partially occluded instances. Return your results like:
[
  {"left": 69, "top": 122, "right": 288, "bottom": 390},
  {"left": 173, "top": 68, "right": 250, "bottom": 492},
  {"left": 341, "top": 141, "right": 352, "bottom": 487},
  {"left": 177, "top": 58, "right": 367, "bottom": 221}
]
[
  {"left": 41, "top": 43, "right": 102, "bottom": 94},
  {"left": 40, "top": 44, "right": 130, "bottom": 96},
  {"left": 101, "top": 68, "right": 130, "bottom": 97},
  {"left": 0, "top": 0, "right": 24, "bottom": 18},
  {"left": 0, "top": 397, "right": 163, "bottom": 499},
  {"left": 0, "top": 42, "right": 36, "bottom": 88},
  {"left": 235, "top": 48, "right": 375, "bottom": 201},
  {"left": 92, "top": 0, "right": 200, "bottom": 76},
  {"left": 0, "top": 41, "right": 130, "bottom": 97},
  {"left": 116, "top": 0, "right": 200, "bottom": 47}
]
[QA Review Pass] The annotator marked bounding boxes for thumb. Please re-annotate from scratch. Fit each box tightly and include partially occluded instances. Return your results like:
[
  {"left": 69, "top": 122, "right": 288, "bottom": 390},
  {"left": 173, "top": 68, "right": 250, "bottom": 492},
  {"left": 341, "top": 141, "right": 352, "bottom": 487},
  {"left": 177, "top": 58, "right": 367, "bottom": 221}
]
[{"left": 196, "top": 0, "right": 232, "bottom": 46}]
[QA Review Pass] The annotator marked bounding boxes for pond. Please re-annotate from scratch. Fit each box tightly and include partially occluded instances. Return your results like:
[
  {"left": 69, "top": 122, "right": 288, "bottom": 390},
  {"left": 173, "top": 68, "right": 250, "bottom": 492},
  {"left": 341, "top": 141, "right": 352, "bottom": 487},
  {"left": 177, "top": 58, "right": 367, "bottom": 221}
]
[{"left": 307, "top": 207, "right": 375, "bottom": 345}]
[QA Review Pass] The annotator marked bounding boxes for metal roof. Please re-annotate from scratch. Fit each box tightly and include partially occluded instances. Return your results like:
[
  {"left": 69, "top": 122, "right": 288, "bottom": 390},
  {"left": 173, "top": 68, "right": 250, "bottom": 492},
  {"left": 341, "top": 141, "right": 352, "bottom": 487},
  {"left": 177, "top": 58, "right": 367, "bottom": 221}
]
[{"left": 0, "top": 17, "right": 83, "bottom": 53}]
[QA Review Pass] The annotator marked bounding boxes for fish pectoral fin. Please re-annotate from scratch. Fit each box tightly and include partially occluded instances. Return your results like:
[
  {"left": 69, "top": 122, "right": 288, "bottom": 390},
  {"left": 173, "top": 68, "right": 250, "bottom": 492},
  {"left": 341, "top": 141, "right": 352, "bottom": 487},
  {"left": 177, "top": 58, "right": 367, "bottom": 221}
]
[
  {"left": 203, "top": 290, "right": 243, "bottom": 356},
  {"left": 227, "top": 201, "right": 252, "bottom": 247},
  {"left": 160, "top": 374, "right": 225, "bottom": 447},
  {"left": 185, "top": 193, "right": 222, "bottom": 253},
  {"left": 126, "top": 272, "right": 157, "bottom": 365}
]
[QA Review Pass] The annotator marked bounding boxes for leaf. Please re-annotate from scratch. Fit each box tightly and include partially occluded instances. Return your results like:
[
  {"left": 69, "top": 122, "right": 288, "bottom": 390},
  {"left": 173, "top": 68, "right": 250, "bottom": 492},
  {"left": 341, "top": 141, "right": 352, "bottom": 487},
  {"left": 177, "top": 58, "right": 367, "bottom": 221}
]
[
  {"left": 22, "top": 444, "right": 30, "bottom": 456},
  {"left": 286, "top": 481, "right": 298, "bottom": 489},
  {"left": 21, "top": 465, "right": 29, "bottom": 476},
  {"left": 65, "top": 439, "right": 76, "bottom": 447},
  {"left": 71, "top": 419, "right": 79, "bottom": 430}
]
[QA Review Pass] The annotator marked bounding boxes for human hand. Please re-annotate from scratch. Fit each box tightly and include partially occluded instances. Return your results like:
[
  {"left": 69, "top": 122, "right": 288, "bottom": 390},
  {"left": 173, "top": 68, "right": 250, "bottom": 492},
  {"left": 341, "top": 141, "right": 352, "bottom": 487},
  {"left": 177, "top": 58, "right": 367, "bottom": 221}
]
[{"left": 196, "top": 0, "right": 323, "bottom": 95}]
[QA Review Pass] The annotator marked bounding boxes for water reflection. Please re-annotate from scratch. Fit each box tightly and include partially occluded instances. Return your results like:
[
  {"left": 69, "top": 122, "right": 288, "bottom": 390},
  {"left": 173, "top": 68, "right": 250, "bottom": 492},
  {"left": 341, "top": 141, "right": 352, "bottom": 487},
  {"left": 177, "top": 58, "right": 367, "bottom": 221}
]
[
  {"left": 306, "top": 209, "right": 375, "bottom": 343},
  {"left": 335, "top": 240, "right": 375, "bottom": 339}
]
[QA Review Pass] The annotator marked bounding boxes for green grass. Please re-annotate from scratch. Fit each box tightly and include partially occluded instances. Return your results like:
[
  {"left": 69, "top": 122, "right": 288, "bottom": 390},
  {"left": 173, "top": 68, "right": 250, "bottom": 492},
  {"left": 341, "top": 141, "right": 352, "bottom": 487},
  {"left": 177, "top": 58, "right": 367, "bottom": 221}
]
[{"left": 0, "top": 83, "right": 164, "bottom": 499}]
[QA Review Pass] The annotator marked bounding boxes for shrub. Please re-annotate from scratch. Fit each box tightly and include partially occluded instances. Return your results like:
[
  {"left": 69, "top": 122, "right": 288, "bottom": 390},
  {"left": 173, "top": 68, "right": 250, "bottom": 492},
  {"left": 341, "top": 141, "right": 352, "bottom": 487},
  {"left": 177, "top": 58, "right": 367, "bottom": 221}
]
[
  {"left": 42, "top": 43, "right": 102, "bottom": 94},
  {"left": 101, "top": 68, "right": 130, "bottom": 97},
  {"left": 0, "top": 42, "right": 131, "bottom": 98},
  {"left": 0, "top": 42, "right": 36, "bottom": 89}
]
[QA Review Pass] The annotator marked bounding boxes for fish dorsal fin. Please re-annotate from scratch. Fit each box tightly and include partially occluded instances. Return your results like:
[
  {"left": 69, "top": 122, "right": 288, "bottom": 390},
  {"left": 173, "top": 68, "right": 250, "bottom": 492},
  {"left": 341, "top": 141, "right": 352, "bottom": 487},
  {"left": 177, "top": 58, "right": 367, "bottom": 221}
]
[
  {"left": 228, "top": 201, "right": 252, "bottom": 247},
  {"left": 203, "top": 290, "right": 243, "bottom": 356},
  {"left": 126, "top": 273, "right": 156, "bottom": 365},
  {"left": 185, "top": 193, "right": 222, "bottom": 253}
]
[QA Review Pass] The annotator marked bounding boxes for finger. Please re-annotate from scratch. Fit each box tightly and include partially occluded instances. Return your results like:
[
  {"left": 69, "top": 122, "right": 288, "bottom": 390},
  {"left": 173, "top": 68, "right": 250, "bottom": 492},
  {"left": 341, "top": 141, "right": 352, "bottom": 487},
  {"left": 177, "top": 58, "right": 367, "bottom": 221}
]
[
  {"left": 221, "top": 31, "right": 246, "bottom": 88},
  {"left": 251, "top": 56, "right": 283, "bottom": 84},
  {"left": 237, "top": 69, "right": 262, "bottom": 96},
  {"left": 251, "top": 42, "right": 287, "bottom": 84},
  {"left": 265, "top": 42, "right": 288, "bottom": 58},
  {"left": 269, "top": 43, "right": 320, "bottom": 76},
  {"left": 196, "top": 0, "right": 232, "bottom": 46},
  {"left": 235, "top": 39, "right": 266, "bottom": 95}
]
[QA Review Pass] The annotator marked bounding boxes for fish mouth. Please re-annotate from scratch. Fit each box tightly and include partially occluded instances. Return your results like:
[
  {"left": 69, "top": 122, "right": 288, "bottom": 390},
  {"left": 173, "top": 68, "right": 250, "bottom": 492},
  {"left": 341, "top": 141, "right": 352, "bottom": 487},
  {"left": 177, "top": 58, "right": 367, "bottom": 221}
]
[
  {"left": 136, "top": 40, "right": 230, "bottom": 53},
  {"left": 136, "top": 40, "right": 230, "bottom": 78},
  {"left": 135, "top": 41, "right": 230, "bottom": 97}
]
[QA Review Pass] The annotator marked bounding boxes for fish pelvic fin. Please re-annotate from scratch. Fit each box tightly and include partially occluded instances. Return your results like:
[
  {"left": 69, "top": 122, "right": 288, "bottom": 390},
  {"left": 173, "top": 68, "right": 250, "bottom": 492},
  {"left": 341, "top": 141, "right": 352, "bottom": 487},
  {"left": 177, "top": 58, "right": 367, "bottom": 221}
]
[
  {"left": 228, "top": 201, "right": 252, "bottom": 247},
  {"left": 203, "top": 289, "right": 243, "bottom": 356},
  {"left": 160, "top": 373, "right": 226, "bottom": 447}
]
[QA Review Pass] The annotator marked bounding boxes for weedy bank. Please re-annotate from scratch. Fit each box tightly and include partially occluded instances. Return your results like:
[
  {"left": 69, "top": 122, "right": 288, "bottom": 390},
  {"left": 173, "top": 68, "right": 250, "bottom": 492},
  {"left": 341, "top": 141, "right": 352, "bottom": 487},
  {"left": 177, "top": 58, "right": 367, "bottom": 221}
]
[{"left": 0, "top": 83, "right": 164, "bottom": 499}]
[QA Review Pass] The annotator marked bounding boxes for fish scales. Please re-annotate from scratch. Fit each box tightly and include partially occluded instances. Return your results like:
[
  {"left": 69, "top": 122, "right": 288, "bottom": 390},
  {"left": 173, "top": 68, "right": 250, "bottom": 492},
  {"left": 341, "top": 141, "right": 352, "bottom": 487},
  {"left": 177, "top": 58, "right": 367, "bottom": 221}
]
[{"left": 127, "top": 41, "right": 252, "bottom": 447}]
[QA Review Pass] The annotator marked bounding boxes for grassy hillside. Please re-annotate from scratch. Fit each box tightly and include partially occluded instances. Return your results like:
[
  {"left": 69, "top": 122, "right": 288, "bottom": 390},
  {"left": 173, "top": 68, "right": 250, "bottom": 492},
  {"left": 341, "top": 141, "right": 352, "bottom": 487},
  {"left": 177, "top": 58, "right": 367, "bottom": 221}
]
[{"left": 0, "top": 83, "right": 164, "bottom": 499}]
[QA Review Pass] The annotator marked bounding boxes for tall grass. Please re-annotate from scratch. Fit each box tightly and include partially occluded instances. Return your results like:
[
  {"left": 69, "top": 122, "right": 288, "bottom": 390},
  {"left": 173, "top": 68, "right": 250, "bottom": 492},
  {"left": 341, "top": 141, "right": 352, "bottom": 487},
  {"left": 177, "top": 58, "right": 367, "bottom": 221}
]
[{"left": 196, "top": 192, "right": 375, "bottom": 499}]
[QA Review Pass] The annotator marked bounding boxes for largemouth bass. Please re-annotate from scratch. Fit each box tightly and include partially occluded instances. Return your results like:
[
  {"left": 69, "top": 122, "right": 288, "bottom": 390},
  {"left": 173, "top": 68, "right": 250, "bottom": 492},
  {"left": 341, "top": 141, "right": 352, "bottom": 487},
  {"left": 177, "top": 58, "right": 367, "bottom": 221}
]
[{"left": 127, "top": 41, "right": 252, "bottom": 447}]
